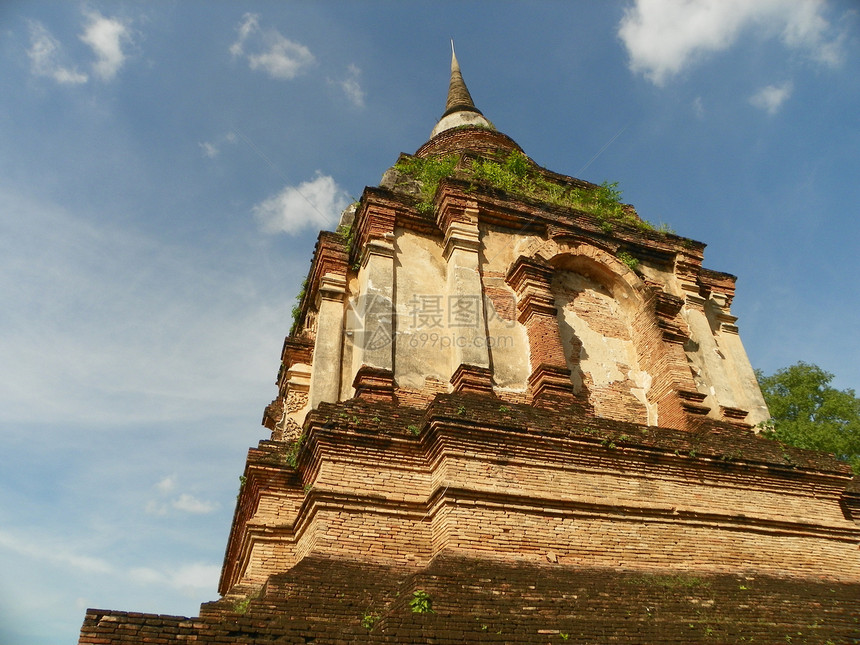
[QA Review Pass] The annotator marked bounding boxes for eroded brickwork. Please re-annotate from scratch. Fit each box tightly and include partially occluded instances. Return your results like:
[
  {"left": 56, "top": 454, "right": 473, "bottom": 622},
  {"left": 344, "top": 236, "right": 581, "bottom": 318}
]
[
  {"left": 80, "top": 555, "right": 860, "bottom": 645},
  {"left": 213, "top": 395, "right": 860, "bottom": 599},
  {"left": 553, "top": 270, "right": 649, "bottom": 424}
]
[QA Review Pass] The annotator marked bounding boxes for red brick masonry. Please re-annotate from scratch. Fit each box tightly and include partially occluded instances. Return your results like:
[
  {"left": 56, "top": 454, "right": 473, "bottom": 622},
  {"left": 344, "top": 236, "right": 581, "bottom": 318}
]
[{"left": 81, "top": 394, "right": 860, "bottom": 645}]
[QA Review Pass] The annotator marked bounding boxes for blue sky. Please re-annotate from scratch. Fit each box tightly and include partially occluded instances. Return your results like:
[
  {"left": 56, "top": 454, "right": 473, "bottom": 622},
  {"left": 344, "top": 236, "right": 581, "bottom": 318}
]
[{"left": 1, "top": 2, "right": 858, "bottom": 643}]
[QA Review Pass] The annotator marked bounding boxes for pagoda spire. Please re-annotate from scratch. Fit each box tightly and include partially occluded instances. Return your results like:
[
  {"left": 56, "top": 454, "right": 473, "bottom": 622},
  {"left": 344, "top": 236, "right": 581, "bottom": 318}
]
[
  {"left": 430, "top": 42, "right": 493, "bottom": 138},
  {"left": 443, "top": 41, "right": 483, "bottom": 117}
]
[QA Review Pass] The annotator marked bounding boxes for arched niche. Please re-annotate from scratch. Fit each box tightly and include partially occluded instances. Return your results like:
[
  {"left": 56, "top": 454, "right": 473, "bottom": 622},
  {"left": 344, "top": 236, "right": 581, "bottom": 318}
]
[{"left": 543, "top": 248, "right": 658, "bottom": 426}]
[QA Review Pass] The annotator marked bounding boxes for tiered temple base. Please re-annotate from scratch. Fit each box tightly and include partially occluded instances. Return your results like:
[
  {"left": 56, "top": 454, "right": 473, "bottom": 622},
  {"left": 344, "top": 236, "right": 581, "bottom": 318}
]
[
  {"left": 80, "top": 554, "right": 860, "bottom": 644},
  {"left": 80, "top": 394, "right": 860, "bottom": 645}
]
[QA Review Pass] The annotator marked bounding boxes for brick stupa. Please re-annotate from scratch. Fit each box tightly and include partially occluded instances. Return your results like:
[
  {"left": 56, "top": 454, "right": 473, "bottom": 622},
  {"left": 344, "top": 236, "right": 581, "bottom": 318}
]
[{"left": 80, "top": 49, "right": 860, "bottom": 645}]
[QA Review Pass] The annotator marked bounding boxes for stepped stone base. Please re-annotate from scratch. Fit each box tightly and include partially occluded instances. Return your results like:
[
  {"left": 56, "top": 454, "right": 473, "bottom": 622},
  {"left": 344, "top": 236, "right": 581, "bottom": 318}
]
[
  {"left": 80, "top": 554, "right": 860, "bottom": 644},
  {"left": 80, "top": 393, "right": 860, "bottom": 645}
]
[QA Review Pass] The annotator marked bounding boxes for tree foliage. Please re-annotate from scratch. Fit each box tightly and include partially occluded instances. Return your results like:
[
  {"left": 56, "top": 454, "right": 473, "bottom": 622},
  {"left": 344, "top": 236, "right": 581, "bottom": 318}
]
[{"left": 757, "top": 362, "right": 860, "bottom": 475}]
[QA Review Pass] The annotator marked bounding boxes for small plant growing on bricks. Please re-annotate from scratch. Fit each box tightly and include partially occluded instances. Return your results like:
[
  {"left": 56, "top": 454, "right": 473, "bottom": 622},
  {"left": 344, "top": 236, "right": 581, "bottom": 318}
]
[
  {"left": 289, "top": 277, "right": 309, "bottom": 335},
  {"left": 285, "top": 434, "right": 305, "bottom": 468},
  {"left": 409, "top": 590, "right": 433, "bottom": 613},
  {"left": 617, "top": 251, "right": 640, "bottom": 272},
  {"left": 232, "top": 588, "right": 261, "bottom": 614}
]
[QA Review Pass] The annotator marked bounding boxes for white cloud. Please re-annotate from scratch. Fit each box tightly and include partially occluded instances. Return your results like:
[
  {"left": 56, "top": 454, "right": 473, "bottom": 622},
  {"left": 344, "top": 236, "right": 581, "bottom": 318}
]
[
  {"left": 148, "top": 498, "right": 215, "bottom": 516},
  {"left": 199, "top": 132, "right": 238, "bottom": 159},
  {"left": 156, "top": 475, "right": 176, "bottom": 493},
  {"left": 0, "top": 527, "right": 219, "bottom": 591},
  {"left": 692, "top": 96, "right": 705, "bottom": 118},
  {"left": 200, "top": 141, "right": 220, "bottom": 158},
  {"left": 0, "top": 187, "right": 290, "bottom": 427},
  {"left": 337, "top": 64, "right": 366, "bottom": 107},
  {"left": 145, "top": 500, "right": 169, "bottom": 516},
  {"left": 618, "top": 0, "right": 845, "bottom": 85},
  {"left": 79, "top": 11, "right": 131, "bottom": 81},
  {"left": 172, "top": 493, "right": 218, "bottom": 514},
  {"left": 230, "top": 13, "right": 315, "bottom": 80},
  {"left": 149, "top": 478, "right": 217, "bottom": 514},
  {"left": 0, "top": 529, "right": 113, "bottom": 575},
  {"left": 750, "top": 81, "right": 794, "bottom": 114},
  {"left": 129, "top": 566, "right": 164, "bottom": 584},
  {"left": 129, "top": 563, "right": 220, "bottom": 594},
  {"left": 27, "top": 21, "right": 88, "bottom": 84},
  {"left": 254, "top": 173, "right": 349, "bottom": 235},
  {"left": 170, "top": 563, "right": 221, "bottom": 594},
  {"left": 249, "top": 37, "right": 314, "bottom": 79},
  {"left": 26, "top": 12, "right": 131, "bottom": 84},
  {"left": 230, "top": 13, "right": 259, "bottom": 57},
  {"left": 780, "top": 0, "right": 844, "bottom": 66}
]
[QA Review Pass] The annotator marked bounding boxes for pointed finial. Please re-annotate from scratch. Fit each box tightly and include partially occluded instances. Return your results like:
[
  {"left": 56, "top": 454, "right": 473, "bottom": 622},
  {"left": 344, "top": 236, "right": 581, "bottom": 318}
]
[
  {"left": 430, "top": 43, "right": 492, "bottom": 138},
  {"left": 443, "top": 41, "right": 481, "bottom": 118}
]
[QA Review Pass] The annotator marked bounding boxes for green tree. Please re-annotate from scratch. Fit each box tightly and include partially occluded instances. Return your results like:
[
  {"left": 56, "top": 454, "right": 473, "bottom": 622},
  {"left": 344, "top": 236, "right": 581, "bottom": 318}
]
[{"left": 757, "top": 362, "right": 860, "bottom": 475}]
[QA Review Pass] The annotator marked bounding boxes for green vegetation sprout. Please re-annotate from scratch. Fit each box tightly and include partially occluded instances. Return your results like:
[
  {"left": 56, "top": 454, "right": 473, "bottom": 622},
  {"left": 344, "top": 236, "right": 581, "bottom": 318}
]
[
  {"left": 409, "top": 590, "right": 433, "bottom": 614},
  {"left": 393, "top": 150, "right": 665, "bottom": 233}
]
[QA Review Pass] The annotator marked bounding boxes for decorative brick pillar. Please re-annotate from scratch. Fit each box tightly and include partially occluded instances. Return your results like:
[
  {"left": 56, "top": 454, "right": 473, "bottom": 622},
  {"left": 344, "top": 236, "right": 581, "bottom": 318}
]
[
  {"left": 632, "top": 284, "right": 710, "bottom": 431},
  {"left": 506, "top": 256, "right": 574, "bottom": 406},
  {"left": 263, "top": 338, "right": 315, "bottom": 440},
  {"left": 309, "top": 271, "right": 347, "bottom": 408},
  {"left": 345, "top": 200, "right": 398, "bottom": 400},
  {"left": 450, "top": 364, "right": 494, "bottom": 395},
  {"left": 273, "top": 363, "right": 311, "bottom": 442},
  {"left": 710, "top": 289, "right": 762, "bottom": 426},
  {"left": 355, "top": 238, "right": 395, "bottom": 371},
  {"left": 680, "top": 287, "right": 735, "bottom": 407},
  {"left": 438, "top": 193, "right": 493, "bottom": 393},
  {"left": 352, "top": 365, "right": 395, "bottom": 402}
]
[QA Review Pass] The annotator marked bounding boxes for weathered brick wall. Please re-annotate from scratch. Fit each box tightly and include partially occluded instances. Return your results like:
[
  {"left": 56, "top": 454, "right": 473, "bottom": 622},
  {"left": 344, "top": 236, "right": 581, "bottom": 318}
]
[
  {"left": 553, "top": 270, "right": 650, "bottom": 424},
  {"left": 278, "top": 146, "right": 768, "bottom": 433},
  {"left": 220, "top": 442, "right": 306, "bottom": 592},
  {"left": 80, "top": 554, "right": 860, "bottom": 644},
  {"left": 220, "top": 395, "right": 859, "bottom": 594},
  {"left": 436, "top": 502, "right": 856, "bottom": 578},
  {"left": 294, "top": 505, "right": 431, "bottom": 566},
  {"left": 415, "top": 127, "right": 523, "bottom": 159}
]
